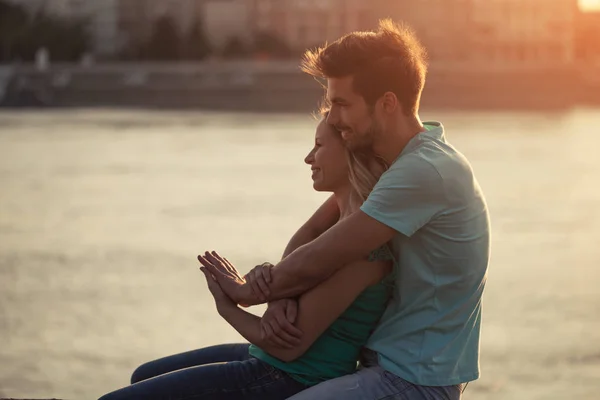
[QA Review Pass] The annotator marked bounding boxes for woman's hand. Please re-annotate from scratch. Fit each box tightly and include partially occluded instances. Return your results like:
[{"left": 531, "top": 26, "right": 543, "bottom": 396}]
[
  {"left": 197, "top": 251, "right": 258, "bottom": 306},
  {"left": 199, "top": 266, "right": 235, "bottom": 312},
  {"left": 261, "top": 298, "right": 303, "bottom": 348}
]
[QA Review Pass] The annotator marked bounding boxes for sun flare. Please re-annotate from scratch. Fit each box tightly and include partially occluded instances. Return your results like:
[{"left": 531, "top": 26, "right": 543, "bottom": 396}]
[{"left": 580, "top": 0, "right": 600, "bottom": 11}]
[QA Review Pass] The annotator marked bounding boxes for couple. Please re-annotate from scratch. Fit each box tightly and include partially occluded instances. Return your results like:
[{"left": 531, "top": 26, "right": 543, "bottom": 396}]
[{"left": 100, "top": 19, "right": 490, "bottom": 400}]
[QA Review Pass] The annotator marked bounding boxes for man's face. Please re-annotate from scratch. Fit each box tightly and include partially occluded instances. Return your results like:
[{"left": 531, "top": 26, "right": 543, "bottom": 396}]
[{"left": 325, "top": 76, "right": 383, "bottom": 151}]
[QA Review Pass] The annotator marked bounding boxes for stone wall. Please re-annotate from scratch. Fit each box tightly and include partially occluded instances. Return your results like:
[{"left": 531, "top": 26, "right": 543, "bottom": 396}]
[{"left": 1, "top": 61, "right": 597, "bottom": 111}]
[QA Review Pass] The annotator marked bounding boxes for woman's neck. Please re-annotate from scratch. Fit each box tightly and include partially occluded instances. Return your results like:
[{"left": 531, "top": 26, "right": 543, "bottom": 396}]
[{"left": 333, "top": 185, "right": 358, "bottom": 220}]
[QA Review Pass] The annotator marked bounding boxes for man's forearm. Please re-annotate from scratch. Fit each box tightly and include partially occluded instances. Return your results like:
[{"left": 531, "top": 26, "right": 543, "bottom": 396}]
[
  {"left": 233, "top": 242, "right": 333, "bottom": 306},
  {"left": 234, "top": 243, "right": 324, "bottom": 306},
  {"left": 242, "top": 224, "right": 319, "bottom": 307},
  {"left": 266, "top": 240, "right": 342, "bottom": 301},
  {"left": 281, "top": 225, "right": 318, "bottom": 260},
  {"left": 231, "top": 210, "right": 394, "bottom": 307}
]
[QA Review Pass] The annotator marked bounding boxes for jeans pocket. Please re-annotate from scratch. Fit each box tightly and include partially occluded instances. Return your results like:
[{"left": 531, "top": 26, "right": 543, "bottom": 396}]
[
  {"left": 268, "top": 367, "right": 295, "bottom": 385},
  {"left": 257, "top": 359, "right": 277, "bottom": 375},
  {"left": 382, "top": 370, "right": 414, "bottom": 394},
  {"left": 246, "top": 362, "right": 306, "bottom": 396}
]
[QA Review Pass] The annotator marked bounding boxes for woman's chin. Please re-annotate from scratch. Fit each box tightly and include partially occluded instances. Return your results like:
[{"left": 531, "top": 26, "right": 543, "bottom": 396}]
[{"left": 312, "top": 181, "right": 326, "bottom": 192}]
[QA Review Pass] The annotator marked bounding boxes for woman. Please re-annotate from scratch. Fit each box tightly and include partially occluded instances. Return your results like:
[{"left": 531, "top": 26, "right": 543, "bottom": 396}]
[{"left": 99, "top": 113, "right": 395, "bottom": 400}]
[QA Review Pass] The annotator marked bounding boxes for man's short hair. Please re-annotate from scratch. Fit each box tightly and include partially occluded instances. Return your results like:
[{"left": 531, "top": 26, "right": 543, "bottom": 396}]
[{"left": 301, "top": 19, "right": 428, "bottom": 116}]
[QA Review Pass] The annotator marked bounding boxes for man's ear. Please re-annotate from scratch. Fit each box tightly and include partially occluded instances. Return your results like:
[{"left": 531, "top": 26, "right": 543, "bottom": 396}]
[{"left": 380, "top": 91, "right": 399, "bottom": 114}]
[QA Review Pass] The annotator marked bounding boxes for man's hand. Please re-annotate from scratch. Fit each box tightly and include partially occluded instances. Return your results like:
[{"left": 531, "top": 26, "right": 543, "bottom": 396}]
[
  {"left": 244, "top": 262, "right": 273, "bottom": 302},
  {"left": 261, "top": 298, "right": 303, "bottom": 349},
  {"left": 197, "top": 251, "right": 258, "bottom": 306}
]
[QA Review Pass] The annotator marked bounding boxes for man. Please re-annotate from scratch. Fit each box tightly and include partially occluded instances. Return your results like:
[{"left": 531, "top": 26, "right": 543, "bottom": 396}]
[{"left": 202, "top": 19, "right": 490, "bottom": 399}]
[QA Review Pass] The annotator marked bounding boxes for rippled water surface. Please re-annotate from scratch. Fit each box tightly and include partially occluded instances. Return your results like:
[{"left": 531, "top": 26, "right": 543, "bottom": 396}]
[{"left": 1, "top": 109, "right": 599, "bottom": 399}]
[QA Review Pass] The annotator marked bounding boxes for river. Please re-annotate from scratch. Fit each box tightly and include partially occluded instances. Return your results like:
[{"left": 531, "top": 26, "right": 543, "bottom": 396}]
[{"left": 0, "top": 108, "right": 599, "bottom": 399}]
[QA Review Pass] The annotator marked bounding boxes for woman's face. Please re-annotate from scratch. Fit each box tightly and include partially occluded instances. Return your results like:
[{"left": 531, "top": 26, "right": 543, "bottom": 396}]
[{"left": 304, "top": 119, "right": 349, "bottom": 192}]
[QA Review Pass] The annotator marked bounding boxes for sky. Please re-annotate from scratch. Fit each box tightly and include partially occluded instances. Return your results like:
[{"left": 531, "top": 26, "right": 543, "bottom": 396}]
[{"left": 580, "top": 0, "right": 600, "bottom": 10}]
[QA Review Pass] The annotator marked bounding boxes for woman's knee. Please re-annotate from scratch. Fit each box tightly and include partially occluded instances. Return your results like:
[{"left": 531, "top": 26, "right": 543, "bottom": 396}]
[{"left": 130, "top": 362, "right": 153, "bottom": 384}]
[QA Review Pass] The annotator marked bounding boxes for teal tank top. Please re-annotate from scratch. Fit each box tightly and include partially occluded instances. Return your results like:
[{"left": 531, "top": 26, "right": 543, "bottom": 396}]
[{"left": 249, "top": 247, "right": 394, "bottom": 386}]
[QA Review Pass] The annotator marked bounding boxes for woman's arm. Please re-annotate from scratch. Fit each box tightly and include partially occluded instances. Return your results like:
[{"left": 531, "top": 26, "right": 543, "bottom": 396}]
[
  {"left": 281, "top": 195, "right": 339, "bottom": 259},
  {"left": 216, "top": 257, "right": 391, "bottom": 362}
]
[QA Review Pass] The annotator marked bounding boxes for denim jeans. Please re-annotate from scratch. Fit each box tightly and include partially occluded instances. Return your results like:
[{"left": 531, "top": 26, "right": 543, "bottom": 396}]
[
  {"left": 286, "top": 349, "right": 464, "bottom": 400},
  {"left": 98, "top": 343, "right": 308, "bottom": 400}
]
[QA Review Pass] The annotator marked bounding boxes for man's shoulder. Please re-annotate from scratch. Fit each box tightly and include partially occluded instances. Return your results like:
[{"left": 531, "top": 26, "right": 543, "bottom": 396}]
[
  {"left": 384, "top": 152, "right": 442, "bottom": 184},
  {"left": 387, "top": 140, "right": 480, "bottom": 203},
  {"left": 405, "top": 139, "right": 474, "bottom": 179},
  {"left": 391, "top": 140, "right": 468, "bottom": 176}
]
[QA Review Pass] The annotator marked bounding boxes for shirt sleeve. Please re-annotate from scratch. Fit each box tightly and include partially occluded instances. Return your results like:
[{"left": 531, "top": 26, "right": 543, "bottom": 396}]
[{"left": 360, "top": 155, "right": 446, "bottom": 237}]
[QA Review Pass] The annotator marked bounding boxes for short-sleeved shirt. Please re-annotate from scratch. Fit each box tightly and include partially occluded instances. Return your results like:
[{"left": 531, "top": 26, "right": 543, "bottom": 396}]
[
  {"left": 361, "top": 121, "right": 490, "bottom": 386},
  {"left": 249, "top": 246, "right": 395, "bottom": 386}
]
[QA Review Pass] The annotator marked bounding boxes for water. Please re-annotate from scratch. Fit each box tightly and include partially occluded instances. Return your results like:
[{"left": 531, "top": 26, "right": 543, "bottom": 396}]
[{"left": 0, "top": 109, "right": 599, "bottom": 400}]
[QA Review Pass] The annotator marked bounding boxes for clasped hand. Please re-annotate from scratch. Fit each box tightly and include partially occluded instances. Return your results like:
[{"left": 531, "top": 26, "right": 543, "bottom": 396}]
[{"left": 198, "top": 251, "right": 303, "bottom": 348}]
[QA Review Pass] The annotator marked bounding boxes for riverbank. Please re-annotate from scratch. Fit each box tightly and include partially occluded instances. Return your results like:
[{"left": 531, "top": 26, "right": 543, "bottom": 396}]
[{"left": 1, "top": 61, "right": 599, "bottom": 111}]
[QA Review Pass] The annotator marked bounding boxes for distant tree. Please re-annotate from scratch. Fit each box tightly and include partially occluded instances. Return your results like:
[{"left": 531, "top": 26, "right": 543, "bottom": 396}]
[
  {"left": 0, "top": 1, "right": 28, "bottom": 61},
  {"left": 146, "top": 15, "right": 180, "bottom": 60},
  {"left": 117, "top": 39, "right": 146, "bottom": 61},
  {"left": 0, "top": 1, "right": 90, "bottom": 62},
  {"left": 29, "top": 12, "right": 90, "bottom": 61},
  {"left": 221, "top": 36, "right": 248, "bottom": 59},
  {"left": 184, "top": 19, "right": 211, "bottom": 60}
]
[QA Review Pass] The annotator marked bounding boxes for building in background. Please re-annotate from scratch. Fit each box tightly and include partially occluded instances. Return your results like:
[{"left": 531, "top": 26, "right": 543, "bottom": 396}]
[
  {"left": 251, "top": 0, "right": 372, "bottom": 51},
  {"left": 469, "top": 0, "right": 578, "bottom": 65},
  {"left": 79, "top": 0, "right": 119, "bottom": 58},
  {"left": 370, "top": 0, "right": 578, "bottom": 66},
  {"left": 203, "top": 0, "right": 250, "bottom": 50},
  {"left": 575, "top": 8, "right": 600, "bottom": 62},
  {"left": 5, "top": 0, "right": 62, "bottom": 14},
  {"left": 4, "top": 0, "right": 583, "bottom": 64},
  {"left": 5, "top": 0, "right": 119, "bottom": 58},
  {"left": 369, "top": 0, "right": 473, "bottom": 63},
  {"left": 117, "top": 0, "right": 204, "bottom": 56}
]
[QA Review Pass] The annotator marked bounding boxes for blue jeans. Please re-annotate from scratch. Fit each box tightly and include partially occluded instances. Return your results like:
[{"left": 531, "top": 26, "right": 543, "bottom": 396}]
[
  {"left": 98, "top": 343, "right": 308, "bottom": 400},
  {"left": 286, "top": 349, "right": 464, "bottom": 400}
]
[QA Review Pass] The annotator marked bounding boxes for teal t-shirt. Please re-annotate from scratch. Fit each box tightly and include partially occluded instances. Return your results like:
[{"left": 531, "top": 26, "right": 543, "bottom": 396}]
[
  {"left": 361, "top": 121, "right": 490, "bottom": 386},
  {"left": 249, "top": 246, "right": 395, "bottom": 386}
]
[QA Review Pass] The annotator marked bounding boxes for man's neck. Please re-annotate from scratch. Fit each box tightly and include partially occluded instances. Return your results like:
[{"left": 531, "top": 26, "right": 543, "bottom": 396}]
[{"left": 375, "top": 116, "right": 425, "bottom": 165}]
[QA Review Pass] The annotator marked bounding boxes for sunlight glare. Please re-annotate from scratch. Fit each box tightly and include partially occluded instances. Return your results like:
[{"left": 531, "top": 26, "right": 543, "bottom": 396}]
[{"left": 580, "top": 0, "right": 600, "bottom": 11}]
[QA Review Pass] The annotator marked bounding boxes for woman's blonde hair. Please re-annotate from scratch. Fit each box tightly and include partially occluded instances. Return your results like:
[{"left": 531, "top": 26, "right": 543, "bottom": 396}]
[
  {"left": 318, "top": 109, "right": 388, "bottom": 206},
  {"left": 347, "top": 148, "right": 388, "bottom": 203}
]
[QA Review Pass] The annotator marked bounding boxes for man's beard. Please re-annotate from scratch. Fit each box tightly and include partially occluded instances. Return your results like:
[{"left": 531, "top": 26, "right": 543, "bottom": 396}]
[{"left": 346, "top": 119, "right": 382, "bottom": 151}]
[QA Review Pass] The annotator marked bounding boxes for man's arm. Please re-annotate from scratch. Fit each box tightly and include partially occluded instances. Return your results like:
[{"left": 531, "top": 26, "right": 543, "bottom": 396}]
[
  {"left": 281, "top": 194, "right": 339, "bottom": 259},
  {"left": 240, "top": 155, "right": 445, "bottom": 304},
  {"left": 217, "top": 257, "right": 391, "bottom": 362},
  {"left": 246, "top": 195, "right": 339, "bottom": 301},
  {"left": 199, "top": 213, "right": 396, "bottom": 306},
  {"left": 263, "top": 211, "right": 397, "bottom": 301},
  {"left": 204, "top": 156, "right": 443, "bottom": 306}
]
